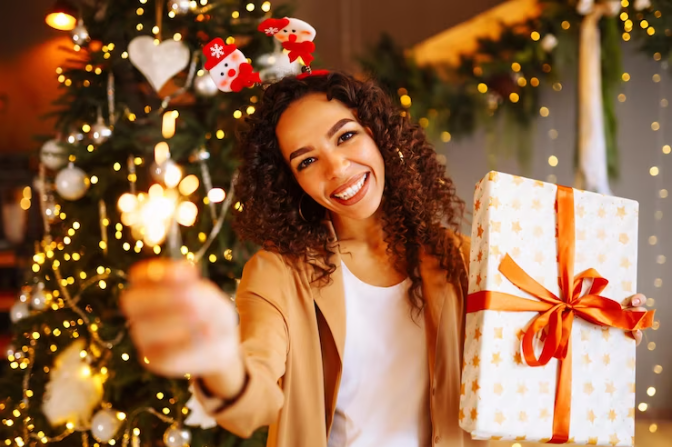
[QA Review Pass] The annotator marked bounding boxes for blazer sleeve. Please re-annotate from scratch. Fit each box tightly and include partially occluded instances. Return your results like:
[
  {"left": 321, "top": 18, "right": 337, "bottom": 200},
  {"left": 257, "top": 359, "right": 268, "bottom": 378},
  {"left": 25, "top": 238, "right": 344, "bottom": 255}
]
[{"left": 192, "top": 249, "right": 290, "bottom": 438}]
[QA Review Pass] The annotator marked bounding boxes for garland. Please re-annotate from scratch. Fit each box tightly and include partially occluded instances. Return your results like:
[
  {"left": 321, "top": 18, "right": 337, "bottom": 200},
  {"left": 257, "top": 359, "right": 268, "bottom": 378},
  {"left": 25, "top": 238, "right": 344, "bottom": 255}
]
[{"left": 359, "top": 0, "right": 671, "bottom": 177}]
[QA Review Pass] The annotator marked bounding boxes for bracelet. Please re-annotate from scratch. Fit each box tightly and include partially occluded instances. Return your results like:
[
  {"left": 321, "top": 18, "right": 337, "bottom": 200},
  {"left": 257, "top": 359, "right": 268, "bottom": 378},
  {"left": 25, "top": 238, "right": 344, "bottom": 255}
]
[{"left": 196, "top": 372, "right": 250, "bottom": 411}]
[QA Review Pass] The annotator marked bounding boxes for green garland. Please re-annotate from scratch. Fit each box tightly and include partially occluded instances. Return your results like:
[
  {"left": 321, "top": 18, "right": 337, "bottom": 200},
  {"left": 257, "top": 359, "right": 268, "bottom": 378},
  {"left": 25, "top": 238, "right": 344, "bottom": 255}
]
[{"left": 359, "top": 0, "right": 671, "bottom": 177}]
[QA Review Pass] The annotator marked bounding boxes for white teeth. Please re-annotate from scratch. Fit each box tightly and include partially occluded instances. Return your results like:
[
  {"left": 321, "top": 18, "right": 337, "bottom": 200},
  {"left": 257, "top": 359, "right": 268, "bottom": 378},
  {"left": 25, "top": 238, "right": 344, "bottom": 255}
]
[{"left": 334, "top": 174, "right": 367, "bottom": 200}]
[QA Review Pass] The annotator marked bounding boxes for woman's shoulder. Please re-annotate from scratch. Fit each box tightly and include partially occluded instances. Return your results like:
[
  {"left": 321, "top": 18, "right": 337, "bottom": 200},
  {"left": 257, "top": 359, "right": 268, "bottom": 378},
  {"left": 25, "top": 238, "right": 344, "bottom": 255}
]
[
  {"left": 442, "top": 227, "right": 471, "bottom": 268},
  {"left": 243, "top": 247, "right": 316, "bottom": 282}
]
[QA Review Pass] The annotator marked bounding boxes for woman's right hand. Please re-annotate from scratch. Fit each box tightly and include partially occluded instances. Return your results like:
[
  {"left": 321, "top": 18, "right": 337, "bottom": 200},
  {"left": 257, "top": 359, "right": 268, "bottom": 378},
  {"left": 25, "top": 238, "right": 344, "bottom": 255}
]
[{"left": 120, "top": 259, "right": 246, "bottom": 399}]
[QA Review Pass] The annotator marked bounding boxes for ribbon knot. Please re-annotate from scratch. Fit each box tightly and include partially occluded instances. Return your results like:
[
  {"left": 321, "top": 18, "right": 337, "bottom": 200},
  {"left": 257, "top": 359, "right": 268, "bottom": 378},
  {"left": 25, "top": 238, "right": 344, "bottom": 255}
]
[{"left": 466, "top": 185, "right": 655, "bottom": 443}]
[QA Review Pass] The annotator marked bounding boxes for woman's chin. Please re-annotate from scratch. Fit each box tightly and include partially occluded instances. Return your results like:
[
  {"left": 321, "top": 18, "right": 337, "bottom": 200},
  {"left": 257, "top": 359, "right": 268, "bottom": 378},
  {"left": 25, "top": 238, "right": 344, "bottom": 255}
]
[{"left": 328, "top": 195, "right": 382, "bottom": 221}]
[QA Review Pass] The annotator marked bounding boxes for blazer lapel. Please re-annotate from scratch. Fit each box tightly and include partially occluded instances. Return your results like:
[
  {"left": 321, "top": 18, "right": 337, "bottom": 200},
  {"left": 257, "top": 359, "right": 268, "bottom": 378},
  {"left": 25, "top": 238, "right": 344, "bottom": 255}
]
[
  {"left": 308, "top": 218, "right": 346, "bottom": 435},
  {"left": 419, "top": 247, "right": 448, "bottom": 386}
]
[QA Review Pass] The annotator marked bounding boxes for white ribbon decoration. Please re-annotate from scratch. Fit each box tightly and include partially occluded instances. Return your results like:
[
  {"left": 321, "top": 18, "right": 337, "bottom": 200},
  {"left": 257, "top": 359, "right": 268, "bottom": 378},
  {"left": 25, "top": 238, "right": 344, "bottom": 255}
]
[{"left": 575, "top": 0, "right": 621, "bottom": 195}]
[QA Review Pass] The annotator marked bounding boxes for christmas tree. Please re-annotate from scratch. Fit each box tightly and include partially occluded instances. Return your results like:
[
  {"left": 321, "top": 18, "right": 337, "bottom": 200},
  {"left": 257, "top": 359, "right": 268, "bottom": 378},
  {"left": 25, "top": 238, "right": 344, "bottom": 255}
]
[{"left": 0, "top": 0, "right": 297, "bottom": 445}]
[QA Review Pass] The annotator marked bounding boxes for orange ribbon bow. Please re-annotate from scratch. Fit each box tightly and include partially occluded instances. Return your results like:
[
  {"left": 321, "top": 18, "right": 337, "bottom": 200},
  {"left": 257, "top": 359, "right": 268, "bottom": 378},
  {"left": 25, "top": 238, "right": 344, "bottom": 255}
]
[{"left": 466, "top": 185, "right": 655, "bottom": 443}]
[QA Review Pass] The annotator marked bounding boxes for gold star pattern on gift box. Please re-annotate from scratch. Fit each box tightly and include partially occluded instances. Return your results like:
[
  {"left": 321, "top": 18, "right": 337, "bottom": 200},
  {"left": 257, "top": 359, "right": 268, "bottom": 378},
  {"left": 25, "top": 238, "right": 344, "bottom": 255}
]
[{"left": 460, "top": 172, "right": 639, "bottom": 445}]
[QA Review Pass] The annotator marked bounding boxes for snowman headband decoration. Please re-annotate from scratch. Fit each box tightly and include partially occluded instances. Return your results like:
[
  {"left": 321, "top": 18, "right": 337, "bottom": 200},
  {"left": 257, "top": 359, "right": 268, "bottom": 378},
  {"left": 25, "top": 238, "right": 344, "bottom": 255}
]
[{"left": 202, "top": 17, "right": 328, "bottom": 93}]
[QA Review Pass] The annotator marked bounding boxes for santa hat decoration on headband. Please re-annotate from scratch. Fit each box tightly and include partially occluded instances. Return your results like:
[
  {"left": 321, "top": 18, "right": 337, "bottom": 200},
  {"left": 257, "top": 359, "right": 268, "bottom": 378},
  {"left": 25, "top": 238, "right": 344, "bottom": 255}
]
[
  {"left": 258, "top": 17, "right": 317, "bottom": 66},
  {"left": 202, "top": 37, "right": 261, "bottom": 93}
]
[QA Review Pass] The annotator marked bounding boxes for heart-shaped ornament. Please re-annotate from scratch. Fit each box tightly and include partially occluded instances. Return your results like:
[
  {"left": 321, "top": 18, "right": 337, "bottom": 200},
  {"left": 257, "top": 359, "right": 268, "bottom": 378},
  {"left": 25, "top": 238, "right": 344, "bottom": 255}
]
[{"left": 128, "top": 36, "right": 190, "bottom": 92}]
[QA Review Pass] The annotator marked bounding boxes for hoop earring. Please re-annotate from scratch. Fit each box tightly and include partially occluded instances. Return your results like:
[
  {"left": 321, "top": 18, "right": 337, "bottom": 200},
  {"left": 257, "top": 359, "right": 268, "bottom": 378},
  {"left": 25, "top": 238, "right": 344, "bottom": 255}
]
[{"left": 298, "top": 193, "right": 309, "bottom": 223}]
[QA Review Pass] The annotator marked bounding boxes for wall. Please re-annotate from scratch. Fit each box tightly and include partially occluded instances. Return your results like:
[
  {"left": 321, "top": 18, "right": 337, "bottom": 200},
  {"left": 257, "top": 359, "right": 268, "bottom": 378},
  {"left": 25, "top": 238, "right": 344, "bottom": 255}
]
[{"left": 0, "top": 0, "right": 66, "bottom": 152}]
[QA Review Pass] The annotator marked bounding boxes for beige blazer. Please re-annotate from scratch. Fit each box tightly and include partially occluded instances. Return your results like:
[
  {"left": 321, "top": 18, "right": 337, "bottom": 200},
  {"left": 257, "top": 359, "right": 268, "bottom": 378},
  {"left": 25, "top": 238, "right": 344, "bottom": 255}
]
[{"left": 195, "top": 219, "right": 485, "bottom": 447}]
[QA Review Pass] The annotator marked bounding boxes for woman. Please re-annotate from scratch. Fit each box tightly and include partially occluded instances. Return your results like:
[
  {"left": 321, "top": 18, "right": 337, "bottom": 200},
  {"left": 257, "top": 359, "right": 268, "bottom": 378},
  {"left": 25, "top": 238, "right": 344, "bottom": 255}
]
[{"left": 121, "top": 72, "right": 645, "bottom": 447}]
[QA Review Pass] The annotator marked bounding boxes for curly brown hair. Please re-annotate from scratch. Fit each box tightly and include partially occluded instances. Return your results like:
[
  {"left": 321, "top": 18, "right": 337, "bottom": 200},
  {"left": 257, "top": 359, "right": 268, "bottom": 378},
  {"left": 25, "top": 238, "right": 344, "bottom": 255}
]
[{"left": 232, "top": 72, "right": 467, "bottom": 314}]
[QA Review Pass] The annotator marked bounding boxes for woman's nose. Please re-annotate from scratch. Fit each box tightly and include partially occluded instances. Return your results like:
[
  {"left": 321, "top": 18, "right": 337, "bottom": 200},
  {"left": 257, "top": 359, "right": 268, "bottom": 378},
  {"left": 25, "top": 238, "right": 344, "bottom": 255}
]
[{"left": 324, "top": 152, "right": 349, "bottom": 179}]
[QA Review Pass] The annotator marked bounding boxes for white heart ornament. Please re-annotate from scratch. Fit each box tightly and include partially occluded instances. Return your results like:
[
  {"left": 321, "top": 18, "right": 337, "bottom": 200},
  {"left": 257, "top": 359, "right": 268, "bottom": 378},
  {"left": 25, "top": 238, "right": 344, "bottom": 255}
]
[{"left": 128, "top": 36, "right": 190, "bottom": 92}]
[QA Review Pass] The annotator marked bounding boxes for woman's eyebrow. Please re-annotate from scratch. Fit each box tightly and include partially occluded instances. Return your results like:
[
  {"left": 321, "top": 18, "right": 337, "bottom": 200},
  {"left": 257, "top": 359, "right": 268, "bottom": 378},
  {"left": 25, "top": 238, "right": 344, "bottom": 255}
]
[
  {"left": 326, "top": 118, "right": 354, "bottom": 139},
  {"left": 289, "top": 118, "right": 355, "bottom": 162}
]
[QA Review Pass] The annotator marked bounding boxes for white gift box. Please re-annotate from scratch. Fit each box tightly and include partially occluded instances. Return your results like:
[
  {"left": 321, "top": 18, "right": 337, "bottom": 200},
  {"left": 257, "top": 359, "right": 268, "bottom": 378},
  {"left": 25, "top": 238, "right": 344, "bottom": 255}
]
[{"left": 459, "top": 171, "right": 642, "bottom": 446}]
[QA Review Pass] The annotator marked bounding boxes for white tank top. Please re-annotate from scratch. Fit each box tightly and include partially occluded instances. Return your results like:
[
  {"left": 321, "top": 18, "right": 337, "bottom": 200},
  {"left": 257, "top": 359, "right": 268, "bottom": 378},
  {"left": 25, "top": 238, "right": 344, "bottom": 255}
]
[{"left": 327, "top": 260, "right": 432, "bottom": 447}]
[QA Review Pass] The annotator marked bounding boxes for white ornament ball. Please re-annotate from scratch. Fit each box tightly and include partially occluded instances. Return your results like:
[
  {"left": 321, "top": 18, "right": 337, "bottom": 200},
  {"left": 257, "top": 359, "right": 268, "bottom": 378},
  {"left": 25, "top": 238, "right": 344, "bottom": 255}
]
[
  {"left": 91, "top": 120, "right": 112, "bottom": 145},
  {"left": 31, "top": 288, "right": 49, "bottom": 311},
  {"left": 91, "top": 409, "right": 122, "bottom": 443},
  {"left": 163, "top": 425, "right": 191, "bottom": 447},
  {"left": 71, "top": 19, "right": 90, "bottom": 45},
  {"left": 541, "top": 34, "right": 558, "bottom": 52},
  {"left": 10, "top": 301, "right": 30, "bottom": 323},
  {"left": 55, "top": 164, "right": 89, "bottom": 201},
  {"left": 40, "top": 139, "right": 68, "bottom": 171},
  {"left": 194, "top": 71, "right": 218, "bottom": 97},
  {"left": 167, "top": 0, "right": 193, "bottom": 14}
]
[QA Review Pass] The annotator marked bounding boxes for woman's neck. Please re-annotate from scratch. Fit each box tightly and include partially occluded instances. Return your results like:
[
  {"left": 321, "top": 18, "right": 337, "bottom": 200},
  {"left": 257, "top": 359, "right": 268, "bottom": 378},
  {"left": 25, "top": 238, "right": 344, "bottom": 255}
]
[{"left": 329, "top": 207, "right": 386, "bottom": 250}]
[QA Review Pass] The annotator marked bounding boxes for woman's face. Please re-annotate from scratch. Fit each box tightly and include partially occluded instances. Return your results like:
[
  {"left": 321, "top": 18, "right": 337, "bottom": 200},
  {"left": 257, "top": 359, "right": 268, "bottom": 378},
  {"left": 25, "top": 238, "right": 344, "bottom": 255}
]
[{"left": 276, "top": 93, "right": 385, "bottom": 220}]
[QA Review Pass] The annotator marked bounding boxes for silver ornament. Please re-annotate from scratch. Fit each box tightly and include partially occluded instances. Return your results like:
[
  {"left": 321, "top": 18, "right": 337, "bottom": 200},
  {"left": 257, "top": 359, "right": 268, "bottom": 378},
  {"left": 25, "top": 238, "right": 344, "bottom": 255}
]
[
  {"left": 40, "top": 139, "right": 68, "bottom": 171},
  {"left": 91, "top": 409, "right": 122, "bottom": 443},
  {"left": 10, "top": 301, "right": 30, "bottom": 323},
  {"left": 55, "top": 164, "right": 89, "bottom": 201},
  {"left": 71, "top": 19, "right": 90, "bottom": 45},
  {"left": 30, "top": 286, "right": 49, "bottom": 311},
  {"left": 167, "top": 0, "right": 193, "bottom": 15},
  {"left": 193, "top": 71, "right": 218, "bottom": 97},
  {"left": 91, "top": 117, "right": 112, "bottom": 145},
  {"left": 163, "top": 425, "right": 191, "bottom": 447}
]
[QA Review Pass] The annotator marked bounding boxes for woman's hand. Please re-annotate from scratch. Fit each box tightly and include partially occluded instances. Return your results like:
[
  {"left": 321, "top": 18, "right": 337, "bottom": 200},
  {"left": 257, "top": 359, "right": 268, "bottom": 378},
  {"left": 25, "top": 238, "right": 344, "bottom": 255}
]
[
  {"left": 624, "top": 293, "right": 647, "bottom": 346},
  {"left": 120, "top": 259, "right": 244, "bottom": 395}
]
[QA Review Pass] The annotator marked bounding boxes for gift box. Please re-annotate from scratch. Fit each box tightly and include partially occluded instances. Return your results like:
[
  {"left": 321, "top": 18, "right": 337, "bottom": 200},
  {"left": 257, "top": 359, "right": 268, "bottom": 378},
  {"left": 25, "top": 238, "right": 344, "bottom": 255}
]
[{"left": 459, "top": 171, "right": 654, "bottom": 446}]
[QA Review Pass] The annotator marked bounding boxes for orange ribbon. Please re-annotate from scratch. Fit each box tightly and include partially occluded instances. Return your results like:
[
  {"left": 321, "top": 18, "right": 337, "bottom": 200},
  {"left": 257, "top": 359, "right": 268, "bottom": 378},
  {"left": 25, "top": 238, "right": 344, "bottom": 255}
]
[{"left": 466, "top": 185, "right": 655, "bottom": 443}]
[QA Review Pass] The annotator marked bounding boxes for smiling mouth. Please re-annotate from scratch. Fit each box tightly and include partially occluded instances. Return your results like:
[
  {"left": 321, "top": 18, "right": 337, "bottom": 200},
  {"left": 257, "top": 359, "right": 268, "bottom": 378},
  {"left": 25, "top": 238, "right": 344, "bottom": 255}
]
[{"left": 331, "top": 173, "right": 369, "bottom": 200}]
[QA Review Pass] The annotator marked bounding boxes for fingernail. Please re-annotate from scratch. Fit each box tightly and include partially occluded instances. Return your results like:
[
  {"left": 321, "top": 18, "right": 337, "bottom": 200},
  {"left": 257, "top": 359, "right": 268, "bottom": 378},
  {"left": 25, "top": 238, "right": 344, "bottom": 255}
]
[{"left": 633, "top": 296, "right": 642, "bottom": 306}]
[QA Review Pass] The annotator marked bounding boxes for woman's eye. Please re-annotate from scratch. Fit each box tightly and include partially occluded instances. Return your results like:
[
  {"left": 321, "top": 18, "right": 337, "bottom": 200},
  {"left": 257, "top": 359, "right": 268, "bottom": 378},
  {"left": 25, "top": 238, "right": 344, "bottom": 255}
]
[
  {"left": 338, "top": 131, "right": 356, "bottom": 143},
  {"left": 298, "top": 157, "right": 315, "bottom": 170}
]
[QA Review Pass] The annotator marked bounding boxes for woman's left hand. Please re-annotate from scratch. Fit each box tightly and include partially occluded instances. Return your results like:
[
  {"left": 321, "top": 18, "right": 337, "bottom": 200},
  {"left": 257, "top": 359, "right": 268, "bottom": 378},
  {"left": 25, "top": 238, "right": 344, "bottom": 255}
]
[{"left": 624, "top": 293, "right": 647, "bottom": 346}]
